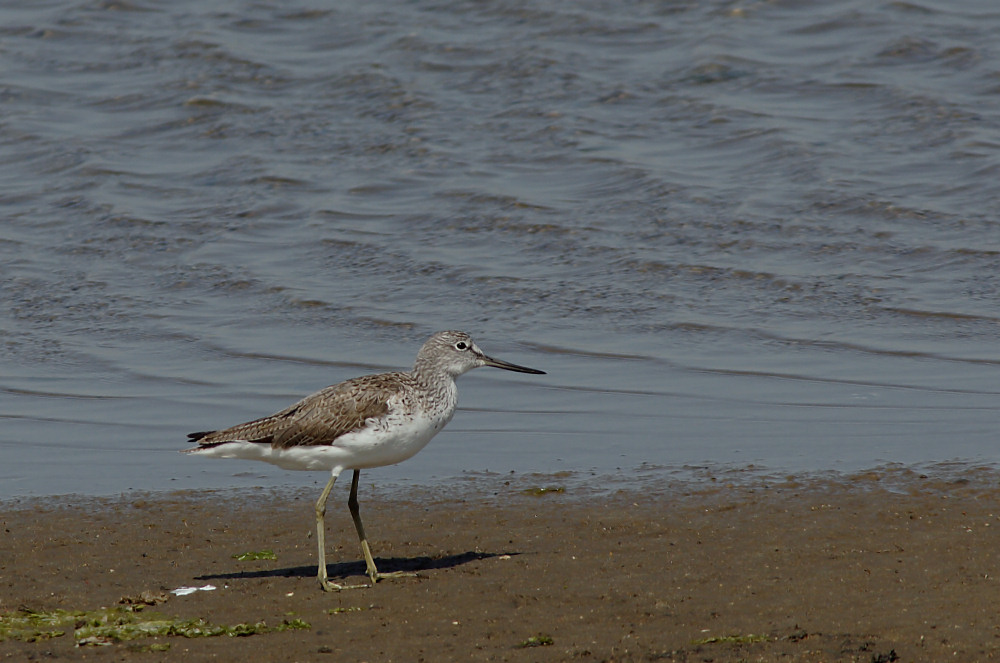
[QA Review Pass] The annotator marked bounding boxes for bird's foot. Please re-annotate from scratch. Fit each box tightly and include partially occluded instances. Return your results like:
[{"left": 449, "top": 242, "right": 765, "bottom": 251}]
[
  {"left": 368, "top": 570, "right": 420, "bottom": 585},
  {"left": 319, "top": 578, "right": 369, "bottom": 592}
]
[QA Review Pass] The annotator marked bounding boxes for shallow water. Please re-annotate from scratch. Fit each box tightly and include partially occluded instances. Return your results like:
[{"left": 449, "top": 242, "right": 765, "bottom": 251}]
[{"left": 2, "top": 0, "right": 999, "bottom": 498}]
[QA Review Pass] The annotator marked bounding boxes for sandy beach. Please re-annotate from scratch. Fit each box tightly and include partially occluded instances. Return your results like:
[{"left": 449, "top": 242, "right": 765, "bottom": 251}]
[{"left": 3, "top": 468, "right": 1000, "bottom": 661}]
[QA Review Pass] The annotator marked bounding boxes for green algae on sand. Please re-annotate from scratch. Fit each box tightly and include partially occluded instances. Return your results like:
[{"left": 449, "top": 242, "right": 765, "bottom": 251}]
[{"left": 0, "top": 606, "right": 310, "bottom": 646}]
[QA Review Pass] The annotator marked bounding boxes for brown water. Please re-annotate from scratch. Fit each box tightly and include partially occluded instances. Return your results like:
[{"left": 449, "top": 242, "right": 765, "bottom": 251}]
[{"left": 2, "top": 0, "right": 999, "bottom": 497}]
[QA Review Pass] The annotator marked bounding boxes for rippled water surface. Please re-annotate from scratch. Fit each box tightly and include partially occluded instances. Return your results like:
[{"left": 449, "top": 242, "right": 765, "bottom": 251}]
[{"left": 2, "top": 0, "right": 1000, "bottom": 498}]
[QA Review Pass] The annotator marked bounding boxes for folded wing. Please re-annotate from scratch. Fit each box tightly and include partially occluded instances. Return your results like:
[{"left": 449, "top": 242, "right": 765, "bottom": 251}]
[{"left": 187, "top": 374, "right": 407, "bottom": 450}]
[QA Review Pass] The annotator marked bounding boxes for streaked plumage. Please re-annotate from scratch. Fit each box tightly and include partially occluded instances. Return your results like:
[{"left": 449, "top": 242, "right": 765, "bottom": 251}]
[{"left": 184, "top": 330, "right": 545, "bottom": 591}]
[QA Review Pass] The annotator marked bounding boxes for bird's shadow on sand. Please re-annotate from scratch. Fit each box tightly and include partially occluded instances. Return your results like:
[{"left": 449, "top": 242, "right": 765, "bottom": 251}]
[{"left": 195, "top": 550, "right": 519, "bottom": 583}]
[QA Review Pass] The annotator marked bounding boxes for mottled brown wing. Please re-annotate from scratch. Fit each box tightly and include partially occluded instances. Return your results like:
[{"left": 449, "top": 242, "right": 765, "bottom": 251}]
[{"left": 188, "top": 373, "right": 407, "bottom": 450}]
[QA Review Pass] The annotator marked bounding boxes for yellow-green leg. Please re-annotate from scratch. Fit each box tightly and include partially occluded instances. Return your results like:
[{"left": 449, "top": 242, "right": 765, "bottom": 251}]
[
  {"left": 348, "top": 469, "right": 417, "bottom": 585},
  {"left": 315, "top": 471, "right": 366, "bottom": 592}
]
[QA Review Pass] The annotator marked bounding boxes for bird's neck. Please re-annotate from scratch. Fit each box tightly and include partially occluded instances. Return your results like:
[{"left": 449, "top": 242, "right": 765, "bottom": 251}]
[
  {"left": 410, "top": 365, "right": 459, "bottom": 415},
  {"left": 411, "top": 362, "right": 454, "bottom": 389}
]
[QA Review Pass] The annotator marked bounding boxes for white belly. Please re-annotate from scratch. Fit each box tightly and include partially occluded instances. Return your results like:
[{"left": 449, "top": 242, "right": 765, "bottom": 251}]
[{"left": 190, "top": 408, "right": 454, "bottom": 473}]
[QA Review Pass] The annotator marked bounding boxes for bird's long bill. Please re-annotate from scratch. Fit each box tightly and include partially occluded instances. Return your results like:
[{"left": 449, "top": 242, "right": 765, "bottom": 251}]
[{"left": 481, "top": 354, "right": 546, "bottom": 375}]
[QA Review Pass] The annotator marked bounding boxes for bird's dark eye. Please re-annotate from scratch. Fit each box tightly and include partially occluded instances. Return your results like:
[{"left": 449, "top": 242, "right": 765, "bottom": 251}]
[{"left": 455, "top": 341, "right": 468, "bottom": 351}]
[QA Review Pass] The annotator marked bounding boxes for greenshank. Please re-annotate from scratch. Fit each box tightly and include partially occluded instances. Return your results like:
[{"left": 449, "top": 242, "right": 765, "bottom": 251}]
[{"left": 185, "top": 330, "right": 545, "bottom": 591}]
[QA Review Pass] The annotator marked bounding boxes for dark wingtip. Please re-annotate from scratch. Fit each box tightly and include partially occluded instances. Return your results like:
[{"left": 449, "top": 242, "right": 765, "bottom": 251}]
[{"left": 187, "top": 430, "right": 215, "bottom": 442}]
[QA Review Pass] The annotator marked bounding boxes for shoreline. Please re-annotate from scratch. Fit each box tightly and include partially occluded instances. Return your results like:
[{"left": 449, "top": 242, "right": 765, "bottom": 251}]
[
  {"left": 3, "top": 468, "right": 1000, "bottom": 660},
  {"left": 3, "top": 457, "right": 998, "bottom": 506}
]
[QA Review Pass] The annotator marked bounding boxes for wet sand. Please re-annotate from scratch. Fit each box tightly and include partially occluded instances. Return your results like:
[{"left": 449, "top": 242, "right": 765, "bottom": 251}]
[{"left": 2, "top": 469, "right": 1000, "bottom": 661}]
